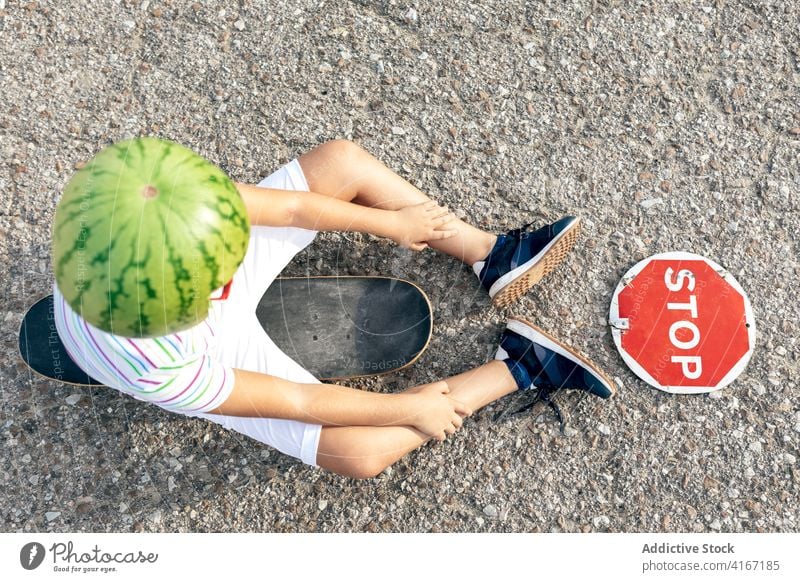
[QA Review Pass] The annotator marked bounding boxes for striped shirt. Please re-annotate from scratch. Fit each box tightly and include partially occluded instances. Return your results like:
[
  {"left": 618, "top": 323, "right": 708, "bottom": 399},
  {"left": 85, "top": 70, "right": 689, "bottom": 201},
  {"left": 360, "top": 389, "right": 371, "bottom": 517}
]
[{"left": 53, "top": 282, "right": 234, "bottom": 417}]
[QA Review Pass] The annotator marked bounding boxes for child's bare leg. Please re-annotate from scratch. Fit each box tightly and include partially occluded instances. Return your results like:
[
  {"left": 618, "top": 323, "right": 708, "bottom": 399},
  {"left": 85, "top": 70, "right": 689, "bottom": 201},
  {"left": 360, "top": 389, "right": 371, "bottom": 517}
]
[
  {"left": 315, "top": 360, "right": 515, "bottom": 479},
  {"left": 298, "top": 140, "right": 496, "bottom": 265}
]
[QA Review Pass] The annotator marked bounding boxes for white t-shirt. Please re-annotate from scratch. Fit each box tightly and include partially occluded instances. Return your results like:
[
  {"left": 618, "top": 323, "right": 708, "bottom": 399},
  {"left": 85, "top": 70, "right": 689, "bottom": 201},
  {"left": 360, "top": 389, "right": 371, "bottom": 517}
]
[{"left": 53, "top": 282, "right": 234, "bottom": 417}]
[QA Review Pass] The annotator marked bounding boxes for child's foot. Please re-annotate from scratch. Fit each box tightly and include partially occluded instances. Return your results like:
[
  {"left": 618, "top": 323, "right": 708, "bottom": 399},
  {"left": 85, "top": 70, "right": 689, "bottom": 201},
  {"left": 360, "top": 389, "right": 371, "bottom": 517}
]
[
  {"left": 496, "top": 317, "right": 616, "bottom": 400},
  {"left": 473, "top": 216, "right": 581, "bottom": 308}
]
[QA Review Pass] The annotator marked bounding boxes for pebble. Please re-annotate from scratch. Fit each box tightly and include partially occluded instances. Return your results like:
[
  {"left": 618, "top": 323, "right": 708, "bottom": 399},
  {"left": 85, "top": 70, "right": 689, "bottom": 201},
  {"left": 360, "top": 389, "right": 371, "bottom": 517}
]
[
  {"left": 45, "top": 511, "right": 61, "bottom": 522},
  {"left": 148, "top": 510, "right": 162, "bottom": 524},
  {"left": 391, "top": 126, "right": 406, "bottom": 136},
  {"left": 709, "top": 519, "right": 721, "bottom": 530},
  {"left": 75, "top": 497, "right": 94, "bottom": 515},
  {"left": 744, "top": 467, "right": 756, "bottom": 479},
  {"left": 775, "top": 346, "right": 787, "bottom": 356},
  {"left": 475, "top": 516, "right": 485, "bottom": 527},
  {"left": 598, "top": 424, "right": 611, "bottom": 436},
  {"left": 403, "top": 7, "right": 418, "bottom": 24},
  {"left": 563, "top": 426, "right": 578, "bottom": 438},
  {"left": 65, "top": 394, "right": 82, "bottom": 406},
  {"left": 753, "top": 384, "right": 766, "bottom": 397},
  {"left": 592, "top": 515, "right": 610, "bottom": 528},
  {"left": 234, "top": 19, "right": 245, "bottom": 31},
  {"left": 318, "top": 499, "right": 328, "bottom": 510},
  {"left": 784, "top": 454, "right": 796, "bottom": 465},
  {"left": 483, "top": 504, "right": 498, "bottom": 518},
  {"left": 640, "top": 197, "right": 663, "bottom": 210},
  {"left": 749, "top": 441, "right": 762, "bottom": 454}
]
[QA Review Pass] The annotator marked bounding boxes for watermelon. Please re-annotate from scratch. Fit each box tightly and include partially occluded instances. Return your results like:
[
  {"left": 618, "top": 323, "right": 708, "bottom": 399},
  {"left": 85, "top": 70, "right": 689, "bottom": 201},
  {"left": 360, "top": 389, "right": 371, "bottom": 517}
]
[{"left": 52, "top": 137, "right": 250, "bottom": 337}]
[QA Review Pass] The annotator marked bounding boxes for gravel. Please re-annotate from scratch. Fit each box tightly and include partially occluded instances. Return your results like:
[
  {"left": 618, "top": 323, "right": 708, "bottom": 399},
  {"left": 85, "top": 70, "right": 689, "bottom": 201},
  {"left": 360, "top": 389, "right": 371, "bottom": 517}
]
[{"left": 1, "top": 0, "right": 798, "bottom": 533}]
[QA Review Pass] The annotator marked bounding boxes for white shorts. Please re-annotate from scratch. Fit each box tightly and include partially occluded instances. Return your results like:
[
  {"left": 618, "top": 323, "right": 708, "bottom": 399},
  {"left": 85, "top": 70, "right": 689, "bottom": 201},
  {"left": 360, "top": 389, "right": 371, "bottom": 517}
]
[{"left": 194, "top": 159, "right": 323, "bottom": 467}]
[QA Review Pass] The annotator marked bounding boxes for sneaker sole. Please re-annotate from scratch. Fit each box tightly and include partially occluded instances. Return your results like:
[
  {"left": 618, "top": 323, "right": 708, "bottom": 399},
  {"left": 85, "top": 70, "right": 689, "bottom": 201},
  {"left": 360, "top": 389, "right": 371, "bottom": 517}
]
[
  {"left": 505, "top": 317, "right": 617, "bottom": 398},
  {"left": 491, "top": 217, "right": 582, "bottom": 309}
]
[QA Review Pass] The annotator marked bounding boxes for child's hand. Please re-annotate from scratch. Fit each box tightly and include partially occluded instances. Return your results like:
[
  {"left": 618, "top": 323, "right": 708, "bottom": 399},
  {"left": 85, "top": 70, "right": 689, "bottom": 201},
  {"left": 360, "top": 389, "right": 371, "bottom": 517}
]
[
  {"left": 392, "top": 201, "right": 458, "bottom": 251},
  {"left": 406, "top": 381, "right": 472, "bottom": 441}
]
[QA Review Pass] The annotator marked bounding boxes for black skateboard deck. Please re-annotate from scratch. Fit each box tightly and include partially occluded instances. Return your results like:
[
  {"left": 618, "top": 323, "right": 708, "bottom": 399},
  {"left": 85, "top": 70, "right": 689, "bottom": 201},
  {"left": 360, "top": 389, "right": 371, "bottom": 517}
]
[
  {"left": 256, "top": 277, "right": 432, "bottom": 380},
  {"left": 18, "top": 277, "right": 432, "bottom": 386}
]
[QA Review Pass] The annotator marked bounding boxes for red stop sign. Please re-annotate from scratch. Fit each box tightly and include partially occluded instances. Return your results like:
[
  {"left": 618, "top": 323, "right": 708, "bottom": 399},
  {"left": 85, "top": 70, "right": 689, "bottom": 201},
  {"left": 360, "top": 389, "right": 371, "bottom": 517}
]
[{"left": 609, "top": 252, "right": 756, "bottom": 394}]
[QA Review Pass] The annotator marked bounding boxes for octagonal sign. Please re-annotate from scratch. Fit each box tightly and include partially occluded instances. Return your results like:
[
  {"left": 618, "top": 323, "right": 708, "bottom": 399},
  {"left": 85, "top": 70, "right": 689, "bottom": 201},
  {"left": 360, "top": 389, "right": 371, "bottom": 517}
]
[{"left": 609, "top": 252, "right": 755, "bottom": 394}]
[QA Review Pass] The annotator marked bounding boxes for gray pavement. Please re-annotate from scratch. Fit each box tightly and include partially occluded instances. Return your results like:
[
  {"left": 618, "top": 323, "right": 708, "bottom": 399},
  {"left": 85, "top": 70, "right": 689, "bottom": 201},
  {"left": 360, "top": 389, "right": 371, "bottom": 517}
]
[{"left": 1, "top": 0, "right": 798, "bottom": 532}]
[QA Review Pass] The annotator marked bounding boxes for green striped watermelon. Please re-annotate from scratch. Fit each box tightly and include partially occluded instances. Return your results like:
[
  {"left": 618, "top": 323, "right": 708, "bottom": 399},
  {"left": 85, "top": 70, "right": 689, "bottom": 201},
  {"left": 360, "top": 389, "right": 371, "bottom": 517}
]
[{"left": 52, "top": 137, "right": 250, "bottom": 337}]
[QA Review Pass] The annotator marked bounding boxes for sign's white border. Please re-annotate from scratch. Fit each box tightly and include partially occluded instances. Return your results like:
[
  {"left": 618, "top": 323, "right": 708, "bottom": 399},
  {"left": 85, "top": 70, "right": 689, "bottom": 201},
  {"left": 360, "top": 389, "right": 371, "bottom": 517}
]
[{"left": 609, "top": 251, "right": 756, "bottom": 394}]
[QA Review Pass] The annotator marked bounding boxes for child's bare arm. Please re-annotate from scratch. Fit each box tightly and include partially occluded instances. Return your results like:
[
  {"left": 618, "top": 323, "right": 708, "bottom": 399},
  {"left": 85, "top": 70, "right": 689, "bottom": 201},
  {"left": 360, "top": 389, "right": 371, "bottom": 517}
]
[
  {"left": 206, "top": 369, "right": 471, "bottom": 440},
  {"left": 235, "top": 183, "right": 457, "bottom": 250}
]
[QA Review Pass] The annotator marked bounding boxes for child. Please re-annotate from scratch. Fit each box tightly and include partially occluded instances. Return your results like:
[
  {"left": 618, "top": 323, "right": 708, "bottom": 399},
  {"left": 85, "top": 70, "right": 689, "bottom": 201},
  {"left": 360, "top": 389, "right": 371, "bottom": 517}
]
[{"left": 54, "top": 139, "right": 614, "bottom": 479}]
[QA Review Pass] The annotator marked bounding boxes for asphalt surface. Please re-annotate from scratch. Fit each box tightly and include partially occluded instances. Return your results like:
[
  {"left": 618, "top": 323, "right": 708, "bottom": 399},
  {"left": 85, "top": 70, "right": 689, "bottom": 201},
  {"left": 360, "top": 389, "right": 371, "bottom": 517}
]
[{"left": 1, "top": 0, "right": 798, "bottom": 532}]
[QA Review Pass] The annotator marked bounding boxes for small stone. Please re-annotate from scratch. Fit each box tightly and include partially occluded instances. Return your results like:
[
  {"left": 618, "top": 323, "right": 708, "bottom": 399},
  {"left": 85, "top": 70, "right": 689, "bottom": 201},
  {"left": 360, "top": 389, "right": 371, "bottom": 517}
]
[
  {"left": 402, "top": 7, "right": 418, "bottom": 24},
  {"left": 396, "top": 494, "right": 406, "bottom": 506},
  {"left": 318, "top": 63, "right": 333, "bottom": 73},
  {"left": 592, "top": 515, "right": 610, "bottom": 528},
  {"left": 168, "top": 476, "right": 177, "bottom": 492},
  {"left": 749, "top": 441, "right": 762, "bottom": 454},
  {"left": 744, "top": 467, "right": 756, "bottom": 479},
  {"left": 148, "top": 510, "right": 162, "bottom": 524},
  {"left": 697, "top": 23, "right": 706, "bottom": 33},
  {"left": 475, "top": 516, "right": 485, "bottom": 527},
  {"left": 640, "top": 197, "right": 663, "bottom": 210},
  {"left": 121, "top": 20, "right": 136, "bottom": 32},
  {"left": 391, "top": 126, "right": 406, "bottom": 136},
  {"left": 483, "top": 504, "right": 498, "bottom": 518},
  {"left": 151, "top": 7, "right": 162, "bottom": 18},
  {"left": 45, "top": 511, "right": 61, "bottom": 522},
  {"left": 784, "top": 453, "right": 796, "bottom": 465},
  {"left": 21, "top": 454, "right": 32, "bottom": 463},
  {"left": 65, "top": 394, "right": 82, "bottom": 406},
  {"left": 563, "top": 426, "right": 578, "bottom": 438},
  {"left": 597, "top": 424, "right": 611, "bottom": 436},
  {"left": 709, "top": 519, "right": 721, "bottom": 530},
  {"left": 75, "top": 497, "right": 94, "bottom": 515},
  {"left": 318, "top": 499, "right": 328, "bottom": 510},
  {"left": 753, "top": 384, "right": 766, "bottom": 396},
  {"left": 775, "top": 346, "right": 787, "bottom": 356},
  {"left": 233, "top": 19, "right": 245, "bottom": 31}
]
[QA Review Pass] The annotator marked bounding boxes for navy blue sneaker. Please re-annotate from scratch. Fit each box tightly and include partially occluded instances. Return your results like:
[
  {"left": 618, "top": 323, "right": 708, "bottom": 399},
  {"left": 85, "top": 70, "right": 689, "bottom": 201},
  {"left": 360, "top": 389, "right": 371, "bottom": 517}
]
[
  {"left": 495, "top": 318, "right": 615, "bottom": 424},
  {"left": 473, "top": 216, "right": 581, "bottom": 308}
]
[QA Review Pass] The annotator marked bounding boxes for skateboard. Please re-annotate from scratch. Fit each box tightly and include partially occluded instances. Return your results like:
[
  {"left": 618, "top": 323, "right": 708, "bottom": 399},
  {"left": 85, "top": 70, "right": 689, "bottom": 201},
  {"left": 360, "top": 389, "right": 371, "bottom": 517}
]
[{"left": 18, "top": 276, "right": 433, "bottom": 386}]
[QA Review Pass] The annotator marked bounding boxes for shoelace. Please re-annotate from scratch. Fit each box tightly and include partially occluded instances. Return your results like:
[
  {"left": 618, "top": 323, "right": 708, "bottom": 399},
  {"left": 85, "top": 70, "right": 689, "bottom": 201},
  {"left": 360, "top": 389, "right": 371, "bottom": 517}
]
[
  {"left": 505, "top": 222, "right": 536, "bottom": 240},
  {"left": 493, "top": 385, "right": 566, "bottom": 432}
]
